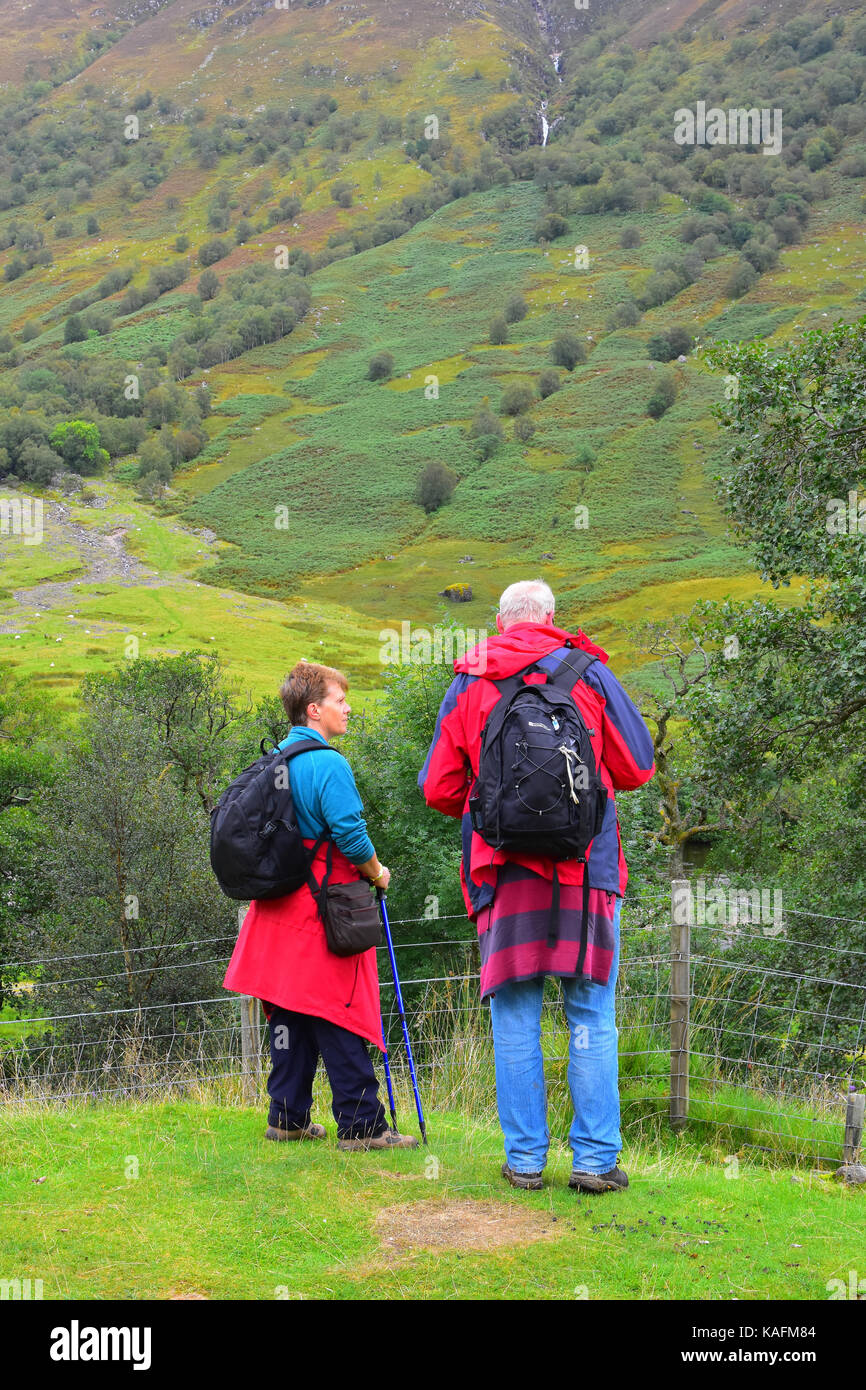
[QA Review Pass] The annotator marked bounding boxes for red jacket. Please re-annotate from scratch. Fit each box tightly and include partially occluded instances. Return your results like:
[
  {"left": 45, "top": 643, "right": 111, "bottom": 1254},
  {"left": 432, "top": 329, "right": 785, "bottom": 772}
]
[
  {"left": 418, "top": 621, "right": 656, "bottom": 919},
  {"left": 223, "top": 837, "right": 383, "bottom": 1050}
]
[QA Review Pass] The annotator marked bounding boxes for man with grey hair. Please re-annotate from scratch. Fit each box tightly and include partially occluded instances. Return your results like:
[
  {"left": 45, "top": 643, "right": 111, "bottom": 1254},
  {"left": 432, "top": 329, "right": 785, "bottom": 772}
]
[{"left": 419, "top": 579, "right": 655, "bottom": 1192}]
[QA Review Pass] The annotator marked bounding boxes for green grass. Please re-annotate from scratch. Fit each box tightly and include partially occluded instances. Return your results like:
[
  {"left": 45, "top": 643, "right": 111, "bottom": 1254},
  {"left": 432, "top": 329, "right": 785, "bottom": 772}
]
[{"left": 0, "top": 1095, "right": 859, "bottom": 1300}]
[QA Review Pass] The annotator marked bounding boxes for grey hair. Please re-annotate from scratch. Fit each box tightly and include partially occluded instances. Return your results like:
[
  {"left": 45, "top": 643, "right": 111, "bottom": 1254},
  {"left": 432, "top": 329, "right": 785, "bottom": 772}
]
[{"left": 498, "top": 579, "right": 556, "bottom": 626}]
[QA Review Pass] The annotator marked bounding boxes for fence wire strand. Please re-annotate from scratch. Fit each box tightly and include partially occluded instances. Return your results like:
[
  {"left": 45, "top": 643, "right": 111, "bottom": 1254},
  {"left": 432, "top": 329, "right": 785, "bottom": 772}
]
[{"left": 2, "top": 892, "right": 864, "bottom": 1170}]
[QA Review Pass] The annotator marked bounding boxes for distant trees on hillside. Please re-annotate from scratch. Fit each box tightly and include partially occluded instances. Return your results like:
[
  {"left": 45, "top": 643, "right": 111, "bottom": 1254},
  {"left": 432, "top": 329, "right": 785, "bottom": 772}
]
[
  {"left": 551, "top": 332, "right": 586, "bottom": 370},
  {"left": 367, "top": 351, "right": 394, "bottom": 381},
  {"left": 647, "top": 326, "right": 694, "bottom": 361},
  {"left": 417, "top": 460, "right": 458, "bottom": 513},
  {"left": 646, "top": 369, "right": 678, "bottom": 419}
]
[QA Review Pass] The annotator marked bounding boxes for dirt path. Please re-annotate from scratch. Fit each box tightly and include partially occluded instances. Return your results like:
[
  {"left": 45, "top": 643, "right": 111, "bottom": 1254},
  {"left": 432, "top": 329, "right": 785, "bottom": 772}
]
[{"left": 0, "top": 491, "right": 175, "bottom": 632}]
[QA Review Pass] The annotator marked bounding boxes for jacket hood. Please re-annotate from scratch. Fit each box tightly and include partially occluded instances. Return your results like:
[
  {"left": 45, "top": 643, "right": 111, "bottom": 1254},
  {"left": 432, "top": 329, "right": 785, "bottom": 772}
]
[{"left": 455, "top": 621, "right": 608, "bottom": 680}]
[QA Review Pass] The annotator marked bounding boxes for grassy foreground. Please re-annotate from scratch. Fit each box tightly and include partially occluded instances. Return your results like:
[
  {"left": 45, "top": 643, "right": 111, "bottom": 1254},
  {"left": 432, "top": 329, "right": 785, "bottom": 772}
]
[{"left": 0, "top": 1095, "right": 860, "bottom": 1301}]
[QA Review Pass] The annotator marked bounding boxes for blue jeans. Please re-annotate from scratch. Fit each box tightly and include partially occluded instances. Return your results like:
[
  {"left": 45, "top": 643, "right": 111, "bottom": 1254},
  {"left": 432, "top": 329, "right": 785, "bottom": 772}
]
[{"left": 488, "top": 895, "right": 622, "bottom": 1174}]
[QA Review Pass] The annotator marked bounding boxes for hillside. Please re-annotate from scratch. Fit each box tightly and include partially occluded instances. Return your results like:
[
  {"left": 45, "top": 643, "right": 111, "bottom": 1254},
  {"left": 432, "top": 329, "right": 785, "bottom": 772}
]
[{"left": 0, "top": 0, "right": 864, "bottom": 707}]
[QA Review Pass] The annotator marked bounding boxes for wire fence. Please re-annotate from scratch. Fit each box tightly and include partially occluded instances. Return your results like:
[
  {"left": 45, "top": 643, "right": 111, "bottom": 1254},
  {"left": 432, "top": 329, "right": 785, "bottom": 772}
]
[{"left": 1, "top": 884, "right": 864, "bottom": 1170}]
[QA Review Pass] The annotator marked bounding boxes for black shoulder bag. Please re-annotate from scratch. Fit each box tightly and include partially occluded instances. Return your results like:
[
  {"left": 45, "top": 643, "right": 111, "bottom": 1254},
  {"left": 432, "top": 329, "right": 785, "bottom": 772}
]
[{"left": 306, "top": 835, "right": 382, "bottom": 958}]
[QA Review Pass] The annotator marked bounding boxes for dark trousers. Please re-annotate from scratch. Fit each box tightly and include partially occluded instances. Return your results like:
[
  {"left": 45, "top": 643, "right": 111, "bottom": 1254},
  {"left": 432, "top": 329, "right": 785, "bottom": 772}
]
[{"left": 266, "top": 1005, "right": 387, "bottom": 1140}]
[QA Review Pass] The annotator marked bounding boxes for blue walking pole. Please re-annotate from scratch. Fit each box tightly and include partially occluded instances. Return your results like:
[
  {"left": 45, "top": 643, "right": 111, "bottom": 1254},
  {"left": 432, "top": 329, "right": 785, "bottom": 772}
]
[
  {"left": 380, "top": 1021, "right": 398, "bottom": 1134},
  {"left": 376, "top": 888, "right": 428, "bottom": 1145}
]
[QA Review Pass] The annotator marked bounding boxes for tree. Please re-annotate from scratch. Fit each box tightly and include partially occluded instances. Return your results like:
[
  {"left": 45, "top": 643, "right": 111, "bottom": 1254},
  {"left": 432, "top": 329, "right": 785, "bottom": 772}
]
[
  {"left": 12, "top": 656, "right": 258, "bottom": 1067},
  {"left": 504, "top": 293, "right": 528, "bottom": 324},
  {"left": 535, "top": 213, "right": 568, "bottom": 242},
  {"left": 631, "top": 620, "right": 726, "bottom": 879},
  {"left": 417, "top": 460, "right": 458, "bottom": 513},
  {"left": 676, "top": 318, "right": 866, "bottom": 884},
  {"left": 489, "top": 315, "right": 509, "bottom": 346},
  {"left": 330, "top": 180, "right": 354, "bottom": 208},
  {"left": 647, "top": 326, "right": 693, "bottom": 361},
  {"left": 0, "top": 668, "right": 54, "bottom": 1001},
  {"left": 197, "top": 268, "right": 219, "bottom": 301},
  {"left": 551, "top": 332, "right": 586, "bottom": 370},
  {"left": 469, "top": 400, "right": 504, "bottom": 460},
  {"left": 136, "top": 436, "right": 173, "bottom": 481},
  {"left": 607, "top": 300, "right": 641, "bottom": 330},
  {"left": 198, "top": 238, "right": 229, "bottom": 267},
  {"left": 514, "top": 415, "right": 535, "bottom": 443},
  {"left": 726, "top": 260, "right": 758, "bottom": 298},
  {"left": 538, "top": 369, "right": 560, "bottom": 398},
  {"left": 646, "top": 369, "right": 677, "bottom": 418},
  {"left": 48, "top": 420, "right": 108, "bottom": 474},
  {"left": 64, "top": 314, "right": 87, "bottom": 344},
  {"left": 500, "top": 381, "right": 534, "bottom": 415},
  {"left": 367, "top": 351, "right": 394, "bottom": 381}
]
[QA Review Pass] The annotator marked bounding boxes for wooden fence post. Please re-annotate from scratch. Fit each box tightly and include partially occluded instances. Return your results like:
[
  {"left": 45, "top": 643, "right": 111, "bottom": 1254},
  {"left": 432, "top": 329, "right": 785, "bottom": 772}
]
[
  {"left": 670, "top": 879, "right": 691, "bottom": 1131},
  {"left": 835, "top": 1085, "right": 866, "bottom": 1183},
  {"left": 240, "top": 995, "right": 261, "bottom": 1106}
]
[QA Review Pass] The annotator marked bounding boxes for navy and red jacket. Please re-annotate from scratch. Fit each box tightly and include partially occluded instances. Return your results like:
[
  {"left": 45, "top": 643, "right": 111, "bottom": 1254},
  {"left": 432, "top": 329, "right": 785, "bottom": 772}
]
[{"left": 418, "top": 620, "right": 656, "bottom": 921}]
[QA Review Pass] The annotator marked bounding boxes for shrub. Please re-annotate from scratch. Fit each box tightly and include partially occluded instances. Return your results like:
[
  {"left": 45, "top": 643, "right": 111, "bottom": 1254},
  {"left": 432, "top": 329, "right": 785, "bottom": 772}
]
[
  {"left": 469, "top": 404, "right": 504, "bottom": 459},
  {"left": 330, "top": 180, "right": 354, "bottom": 209},
  {"left": 538, "top": 369, "right": 560, "bottom": 398},
  {"left": 535, "top": 212, "right": 568, "bottom": 242},
  {"left": 620, "top": 226, "right": 641, "bottom": 249},
  {"left": 500, "top": 381, "right": 535, "bottom": 415},
  {"left": 64, "top": 314, "right": 88, "bottom": 344},
  {"left": 418, "top": 460, "right": 457, "bottom": 513},
  {"left": 647, "top": 325, "right": 693, "bottom": 361},
  {"left": 726, "top": 260, "right": 758, "bottom": 298},
  {"left": 367, "top": 351, "right": 394, "bottom": 381},
  {"left": 646, "top": 369, "right": 677, "bottom": 419},
  {"left": 198, "top": 238, "right": 229, "bottom": 267},
  {"left": 551, "top": 332, "right": 586, "bottom": 370},
  {"left": 504, "top": 293, "right": 528, "bottom": 323},
  {"left": 197, "top": 268, "right": 220, "bottom": 301},
  {"left": 514, "top": 416, "right": 535, "bottom": 443},
  {"left": 607, "top": 300, "right": 641, "bottom": 330}
]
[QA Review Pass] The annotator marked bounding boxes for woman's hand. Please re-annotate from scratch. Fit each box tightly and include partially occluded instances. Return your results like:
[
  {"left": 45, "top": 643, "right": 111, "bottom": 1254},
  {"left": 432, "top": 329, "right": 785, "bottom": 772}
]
[
  {"left": 372, "top": 865, "right": 391, "bottom": 892},
  {"left": 358, "top": 855, "right": 391, "bottom": 892}
]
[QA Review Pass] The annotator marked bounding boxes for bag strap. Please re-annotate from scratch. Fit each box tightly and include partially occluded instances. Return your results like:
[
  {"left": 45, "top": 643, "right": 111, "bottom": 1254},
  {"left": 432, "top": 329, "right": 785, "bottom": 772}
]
[
  {"left": 305, "top": 831, "right": 333, "bottom": 916},
  {"left": 263, "top": 737, "right": 340, "bottom": 761},
  {"left": 479, "top": 661, "right": 547, "bottom": 758},
  {"left": 547, "top": 647, "right": 597, "bottom": 690}
]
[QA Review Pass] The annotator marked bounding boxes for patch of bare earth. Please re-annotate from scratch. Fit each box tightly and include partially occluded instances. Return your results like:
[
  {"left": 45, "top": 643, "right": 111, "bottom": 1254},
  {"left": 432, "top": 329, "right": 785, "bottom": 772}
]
[{"left": 375, "top": 1199, "right": 558, "bottom": 1254}]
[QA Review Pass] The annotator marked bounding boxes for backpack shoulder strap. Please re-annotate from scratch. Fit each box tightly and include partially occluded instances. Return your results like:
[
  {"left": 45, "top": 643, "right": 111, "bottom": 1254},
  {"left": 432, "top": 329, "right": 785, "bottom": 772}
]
[
  {"left": 480, "top": 661, "right": 545, "bottom": 750},
  {"left": 265, "top": 738, "right": 342, "bottom": 761},
  {"left": 547, "top": 647, "right": 597, "bottom": 690}
]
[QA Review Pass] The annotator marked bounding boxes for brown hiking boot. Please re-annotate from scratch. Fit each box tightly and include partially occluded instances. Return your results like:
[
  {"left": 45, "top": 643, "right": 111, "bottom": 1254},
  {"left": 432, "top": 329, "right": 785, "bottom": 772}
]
[
  {"left": 265, "top": 1123, "right": 326, "bottom": 1142},
  {"left": 568, "top": 1165, "right": 629, "bottom": 1193},
  {"left": 501, "top": 1163, "right": 544, "bottom": 1191},
  {"left": 338, "top": 1127, "right": 418, "bottom": 1151}
]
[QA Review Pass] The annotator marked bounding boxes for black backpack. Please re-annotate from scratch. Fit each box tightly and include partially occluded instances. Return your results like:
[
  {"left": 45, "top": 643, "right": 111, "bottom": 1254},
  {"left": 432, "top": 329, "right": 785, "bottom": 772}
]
[
  {"left": 468, "top": 644, "right": 608, "bottom": 960},
  {"left": 210, "top": 737, "right": 335, "bottom": 902}
]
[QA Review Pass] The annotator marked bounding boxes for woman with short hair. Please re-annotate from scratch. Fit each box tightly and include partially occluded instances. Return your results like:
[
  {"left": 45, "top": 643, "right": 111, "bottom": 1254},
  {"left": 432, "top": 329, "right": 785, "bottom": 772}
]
[{"left": 224, "top": 660, "right": 417, "bottom": 1150}]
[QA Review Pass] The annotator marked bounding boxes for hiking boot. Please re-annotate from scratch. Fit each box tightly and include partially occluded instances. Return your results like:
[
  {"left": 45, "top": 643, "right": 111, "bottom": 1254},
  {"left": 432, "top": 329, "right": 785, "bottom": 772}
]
[
  {"left": 338, "top": 1127, "right": 419, "bottom": 1151},
  {"left": 501, "top": 1162, "right": 544, "bottom": 1191},
  {"left": 265, "top": 1122, "right": 326, "bottom": 1142},
  {"left": 568, "top": 1165, "right": 629, "bottom": 1193}
]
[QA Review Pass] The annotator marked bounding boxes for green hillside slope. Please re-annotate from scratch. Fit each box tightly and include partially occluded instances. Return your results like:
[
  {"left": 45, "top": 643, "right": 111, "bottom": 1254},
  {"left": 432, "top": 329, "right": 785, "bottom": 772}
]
[{"left": 0, "top": 0, "right": 864, "bottom": 704}]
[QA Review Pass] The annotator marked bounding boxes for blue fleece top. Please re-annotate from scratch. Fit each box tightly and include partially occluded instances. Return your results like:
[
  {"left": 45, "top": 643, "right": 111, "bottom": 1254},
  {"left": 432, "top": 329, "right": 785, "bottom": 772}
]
[{"left": 276, "top": 725, "right": 376, "bottom": 866}]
